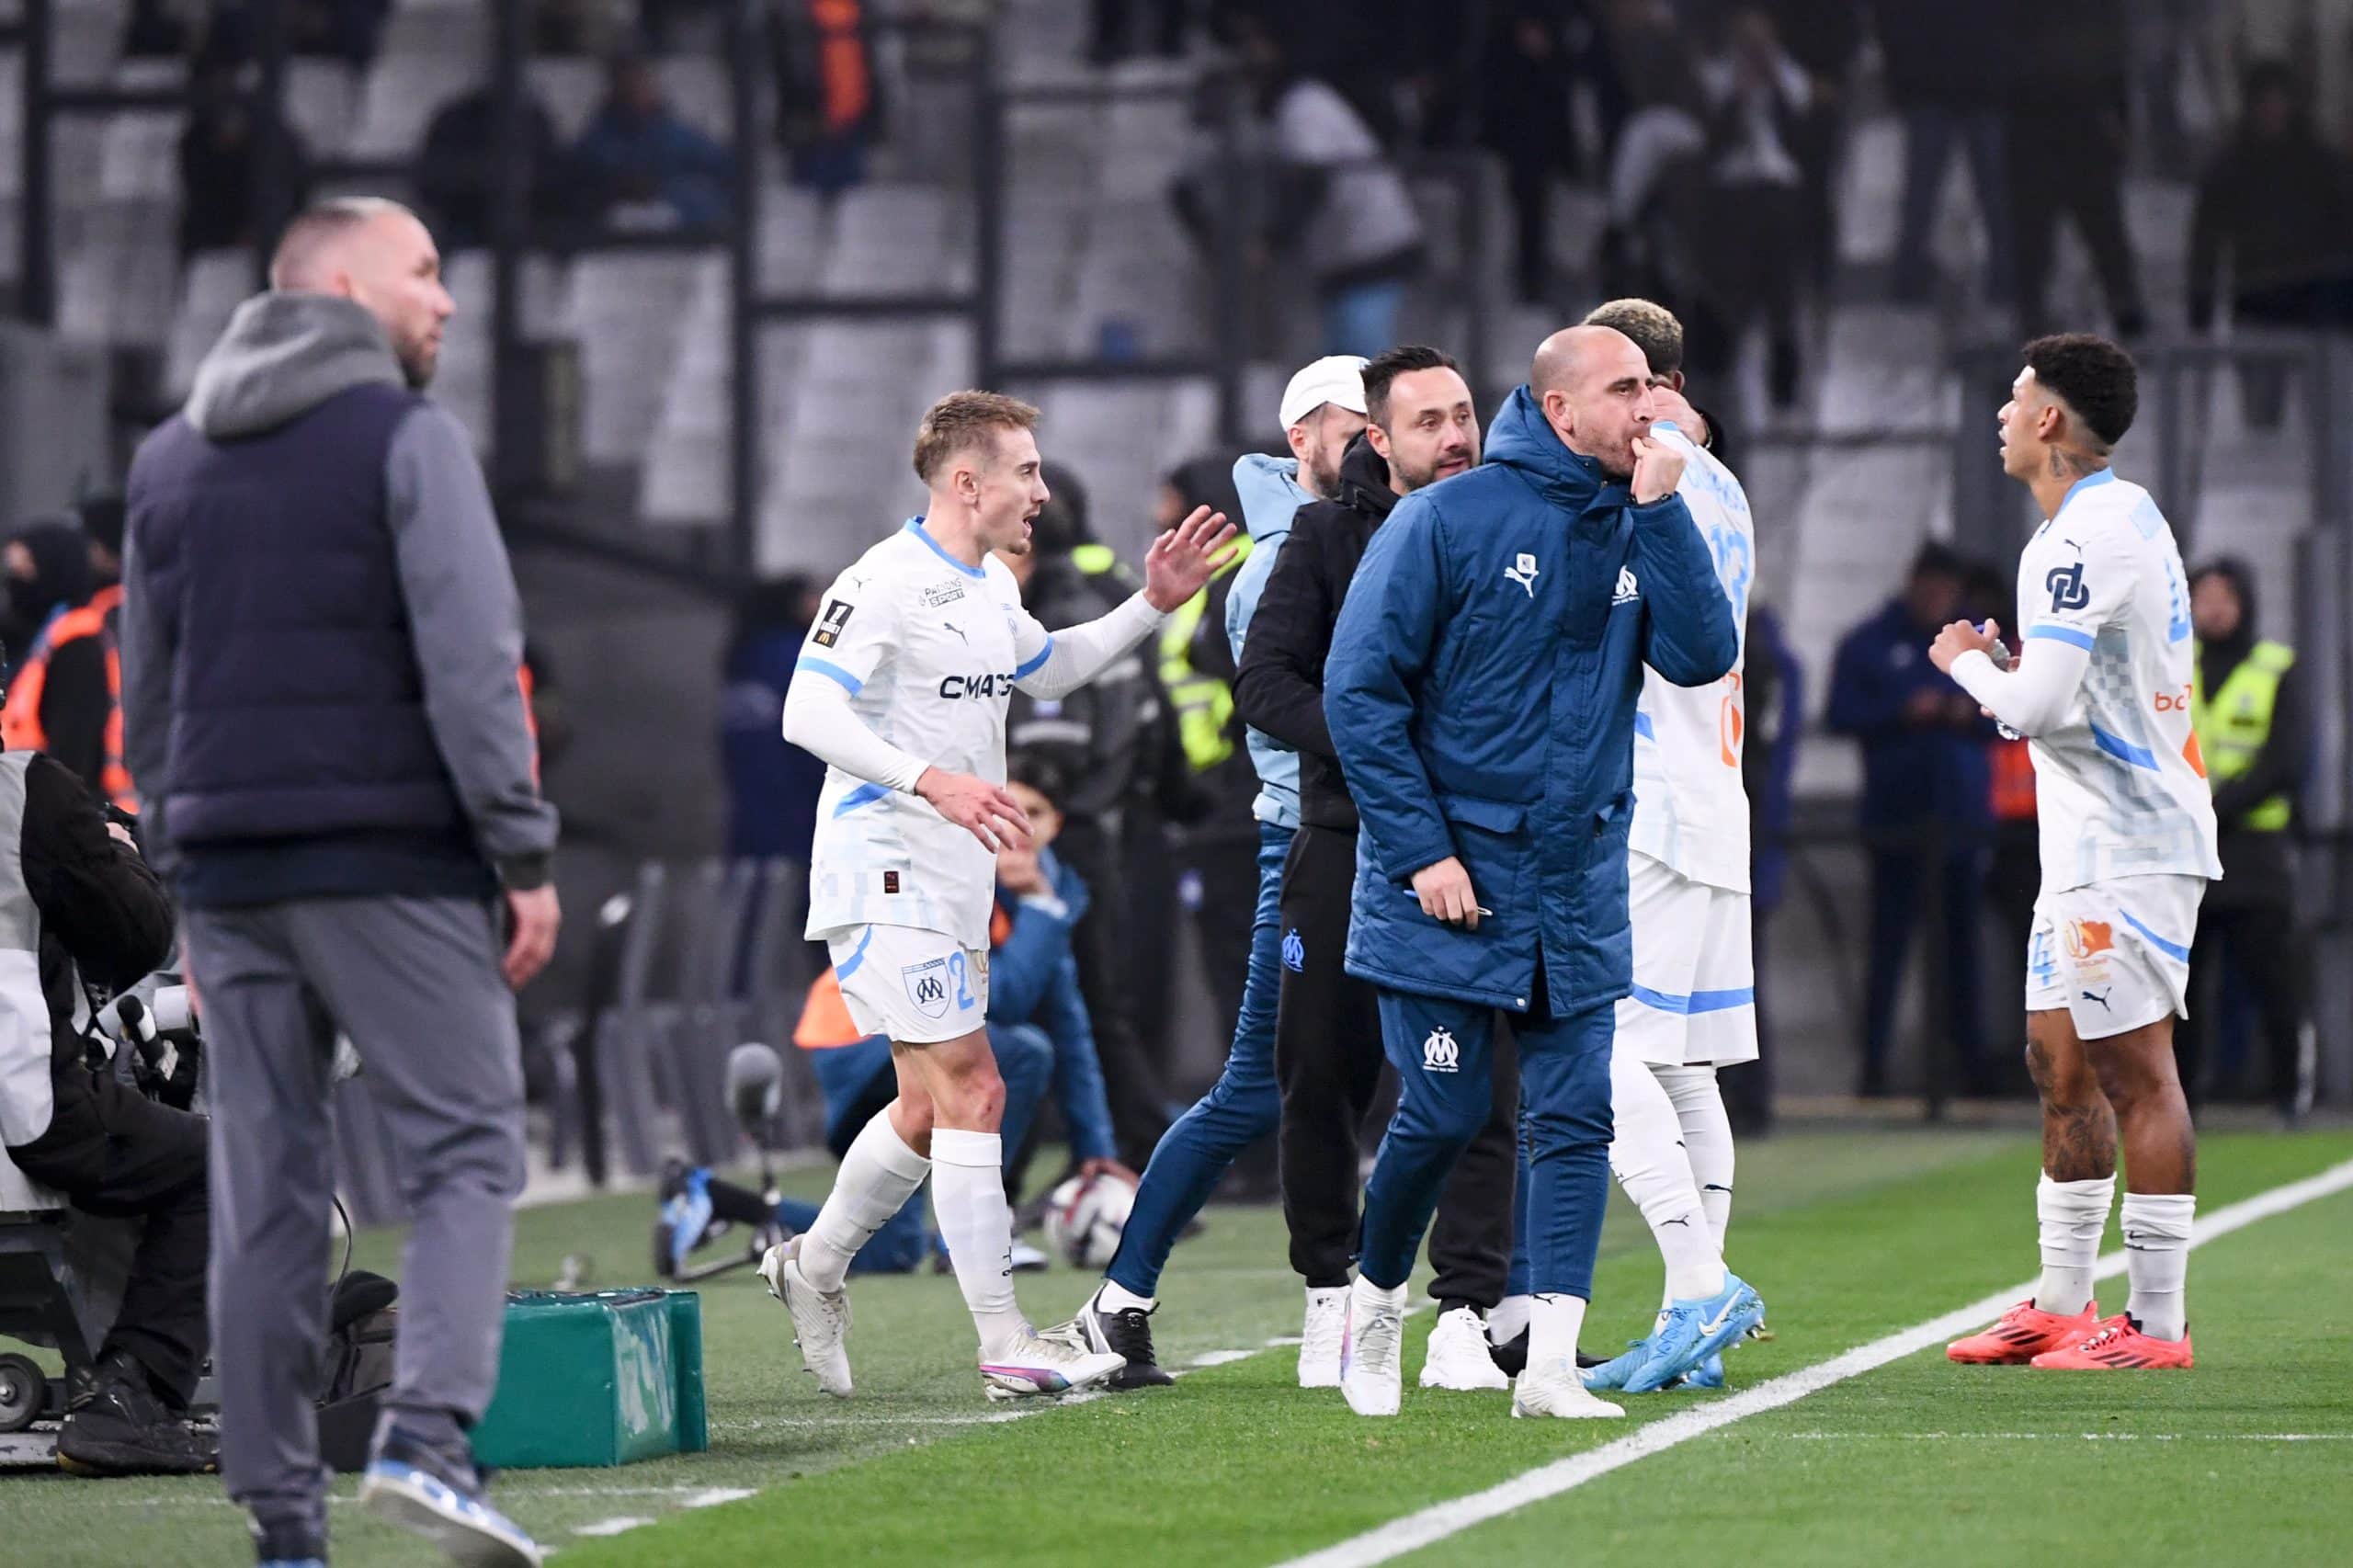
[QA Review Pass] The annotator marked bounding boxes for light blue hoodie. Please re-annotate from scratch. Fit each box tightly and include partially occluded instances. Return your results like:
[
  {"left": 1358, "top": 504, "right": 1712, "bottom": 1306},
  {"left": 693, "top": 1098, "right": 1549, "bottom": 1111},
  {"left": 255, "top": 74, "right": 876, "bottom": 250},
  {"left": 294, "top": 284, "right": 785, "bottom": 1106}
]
[{"left": 1226, "top": 452, "right": 1314, "bottom": 830}]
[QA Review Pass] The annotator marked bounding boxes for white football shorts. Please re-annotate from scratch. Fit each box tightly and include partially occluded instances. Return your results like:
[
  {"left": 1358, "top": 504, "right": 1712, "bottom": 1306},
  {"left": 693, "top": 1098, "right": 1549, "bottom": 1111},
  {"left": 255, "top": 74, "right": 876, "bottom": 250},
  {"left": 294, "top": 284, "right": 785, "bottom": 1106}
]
[
  {"left": 2024, "top": 874, "right": 2204, "bottom": 1040},
  {"left": 1613, "top": 853, "right": 1758, "bottom": 1067},
  {"left": 829, "top": 923, "right": 990, "bottom": 1045}
]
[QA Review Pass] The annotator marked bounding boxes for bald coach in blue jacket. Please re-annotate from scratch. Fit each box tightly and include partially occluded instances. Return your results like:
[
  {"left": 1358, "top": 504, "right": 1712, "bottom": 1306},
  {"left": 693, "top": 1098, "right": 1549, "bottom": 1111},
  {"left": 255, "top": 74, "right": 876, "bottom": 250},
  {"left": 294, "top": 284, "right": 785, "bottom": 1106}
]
[{"left": 1323, "top": 325, "right": 1736, "bottom": 1419}]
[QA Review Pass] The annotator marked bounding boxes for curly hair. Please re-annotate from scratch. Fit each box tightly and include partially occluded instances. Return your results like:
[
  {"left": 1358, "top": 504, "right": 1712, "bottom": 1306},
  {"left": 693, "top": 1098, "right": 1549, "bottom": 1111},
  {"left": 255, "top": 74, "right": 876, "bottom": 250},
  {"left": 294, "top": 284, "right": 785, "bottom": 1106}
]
[
  {"left": 2023, "top": 334, "right": 2138, "bottom": 449},
  {"left": 1583, "top": 298, "right": 1685, "bottom": 379}
]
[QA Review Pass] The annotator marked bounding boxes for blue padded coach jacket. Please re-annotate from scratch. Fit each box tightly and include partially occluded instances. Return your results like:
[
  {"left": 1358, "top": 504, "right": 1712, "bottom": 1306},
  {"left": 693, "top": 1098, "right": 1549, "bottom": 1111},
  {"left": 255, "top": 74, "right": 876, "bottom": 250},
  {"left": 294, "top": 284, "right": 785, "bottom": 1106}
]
[{"left": 1324, "top": 385, "right": 1736, "bottom": 1017}]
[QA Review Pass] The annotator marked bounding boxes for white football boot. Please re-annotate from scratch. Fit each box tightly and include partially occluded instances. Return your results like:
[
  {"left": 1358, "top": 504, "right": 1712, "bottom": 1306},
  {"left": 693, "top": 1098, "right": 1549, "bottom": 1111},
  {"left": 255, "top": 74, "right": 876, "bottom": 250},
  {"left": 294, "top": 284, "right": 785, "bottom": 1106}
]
[
  {"left": 1513, "top": 1355, "right": 1627, "bottom": 1420},
  {"left": 1340, "top": 1277, "right": 1408, "bottom": 1416},
  {"left": 979, "top": 1330, "right": 1127, "bottom": 1402},
  {"left": 1299, "top": 1285, "right": 1348, "bottom": 1389},
  {"left": 1420, "top": 1304, "right": 1511, "bottom": 1391},
  {"left": 759, "top": 1238, "right": 852, "bottom": 1398}
]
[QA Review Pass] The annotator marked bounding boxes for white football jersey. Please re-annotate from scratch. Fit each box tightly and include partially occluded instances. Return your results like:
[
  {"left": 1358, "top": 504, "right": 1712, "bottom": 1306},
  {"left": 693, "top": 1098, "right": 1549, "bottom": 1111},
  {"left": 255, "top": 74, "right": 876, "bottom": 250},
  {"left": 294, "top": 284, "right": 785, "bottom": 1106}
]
[
  {"left": 1628, "top": 421, "right": 1754, "bottom": 893},
  {"left": 2012, "top": 470, "right": 2221, "bottom": 892},
  {"left": 797, "top": 520, "right": 1056, "bottom": 949}
]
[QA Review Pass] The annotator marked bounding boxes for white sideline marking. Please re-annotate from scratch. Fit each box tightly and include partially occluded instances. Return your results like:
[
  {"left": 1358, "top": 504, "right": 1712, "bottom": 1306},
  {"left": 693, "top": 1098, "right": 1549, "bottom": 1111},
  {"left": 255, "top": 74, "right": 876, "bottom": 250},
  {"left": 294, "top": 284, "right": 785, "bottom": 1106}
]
[
  {"left": 680, "top": 1487, "right": 756, "bottom": 1507},
  {"left": 1783, "top": 1431, "right": 2353, "bottom": 1443},
  {"left": 573, "top": 1517, "right": 654, "bottom": 1537},
  {"left": 1189, "top": 1350, "right": 1256, "bottom": 1368},
  {"left": 1277, "top": 1157, "right": 2353, "bottom": 1568}
]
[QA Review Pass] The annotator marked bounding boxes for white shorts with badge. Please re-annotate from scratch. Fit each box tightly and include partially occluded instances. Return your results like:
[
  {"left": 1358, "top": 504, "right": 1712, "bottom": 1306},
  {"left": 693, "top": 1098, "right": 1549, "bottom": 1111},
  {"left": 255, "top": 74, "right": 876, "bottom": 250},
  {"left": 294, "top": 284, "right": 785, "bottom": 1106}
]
[
  {"left": 2024, "top": 874, "right": 2204, "bottom": 1040},
  {"left": 829, "top": 924, "right": 990, "bottom": 1045},
  {"left": 1612, "top": 854, "right": 1758, "bottom": 1067}
]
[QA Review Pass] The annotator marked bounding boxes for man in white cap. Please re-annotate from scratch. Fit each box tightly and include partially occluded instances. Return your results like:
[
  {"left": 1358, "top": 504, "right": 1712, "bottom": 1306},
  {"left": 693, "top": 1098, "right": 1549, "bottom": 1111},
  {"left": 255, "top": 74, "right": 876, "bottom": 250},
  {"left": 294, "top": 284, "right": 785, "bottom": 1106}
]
[{"left": 1042, "top": 357, "right": 1365, "bottom": 1387}]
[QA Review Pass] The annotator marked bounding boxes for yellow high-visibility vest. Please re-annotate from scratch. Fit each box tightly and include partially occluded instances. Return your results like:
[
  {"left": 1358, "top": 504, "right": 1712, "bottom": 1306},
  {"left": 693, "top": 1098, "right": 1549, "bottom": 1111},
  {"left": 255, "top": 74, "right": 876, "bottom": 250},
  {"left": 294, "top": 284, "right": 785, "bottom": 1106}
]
[
  {"left": 2191, "top": 638, "right": 2294, "bottom": 831},
  {"left": 1155, "top": 535, "right": 1254, "bottom": 773}
]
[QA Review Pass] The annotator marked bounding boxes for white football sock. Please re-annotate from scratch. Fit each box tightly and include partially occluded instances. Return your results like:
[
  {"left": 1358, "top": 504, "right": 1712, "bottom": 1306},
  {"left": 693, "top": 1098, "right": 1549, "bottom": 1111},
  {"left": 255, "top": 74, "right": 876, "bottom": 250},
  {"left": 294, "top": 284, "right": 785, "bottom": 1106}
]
[
  {"left": 931, "top": 1129, "right": 1029, "bottom": 1359},
  {"left": 800, "top": 1109, "right": 931, "bottom": 1294},
  {"left": 1656, "top": 1063, "right": 1734, "bottom": 1248},
  {"left": 1097, "top": 1279, "right": 1153, "bottom": 1314},
  {"left": 1608, "top": 1048, "right": 1727, "bottom": 1301},
  {"left": 2121, "top": 1192, "right": 2195, "bottom": 1341},
  {"left": 1489, "top": 1293, "right": 1532, "bottom": 1346},
  {"left": 2033, "top": 1172, "right": 2116, "bottom": 1316},
  {"left": 1527, "top": 1293, "right": 1589, "bottom": 1370}
]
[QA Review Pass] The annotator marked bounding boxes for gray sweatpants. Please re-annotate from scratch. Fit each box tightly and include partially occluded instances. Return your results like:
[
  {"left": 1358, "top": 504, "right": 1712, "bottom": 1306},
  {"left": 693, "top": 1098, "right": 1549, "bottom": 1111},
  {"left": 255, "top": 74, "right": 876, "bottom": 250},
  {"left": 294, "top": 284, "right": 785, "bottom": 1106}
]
[{"left": 185, "top": 895, "right": 524, "bottom": 1537}]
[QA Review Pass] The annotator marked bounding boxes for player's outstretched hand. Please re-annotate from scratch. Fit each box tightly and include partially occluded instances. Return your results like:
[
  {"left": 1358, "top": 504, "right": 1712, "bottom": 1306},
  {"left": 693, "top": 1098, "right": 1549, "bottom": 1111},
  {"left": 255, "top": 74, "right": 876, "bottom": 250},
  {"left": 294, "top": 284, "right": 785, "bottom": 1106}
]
[
  {"left": 918, "top": 767, "right": 1034, "bottom": 852},
  {"left": 1411, "top": 856, "right": 1482, "bottom": 930},
  {"left": 1631, "top": 435, "right": 1687, "bottom": 504},
  {"left": 1928, "top": 617, "right": 1999, "bottom": 675},
  {"left": 1142, "top": 505, "right": 1240, "bottom": 612}
]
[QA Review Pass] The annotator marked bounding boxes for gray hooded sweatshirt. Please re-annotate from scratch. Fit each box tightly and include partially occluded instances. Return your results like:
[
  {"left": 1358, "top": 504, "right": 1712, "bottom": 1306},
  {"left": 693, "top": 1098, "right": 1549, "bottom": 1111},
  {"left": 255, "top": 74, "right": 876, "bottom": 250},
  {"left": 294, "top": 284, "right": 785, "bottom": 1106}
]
[{"left": 119, "top": 291, "right": 557, "bottom": 892}]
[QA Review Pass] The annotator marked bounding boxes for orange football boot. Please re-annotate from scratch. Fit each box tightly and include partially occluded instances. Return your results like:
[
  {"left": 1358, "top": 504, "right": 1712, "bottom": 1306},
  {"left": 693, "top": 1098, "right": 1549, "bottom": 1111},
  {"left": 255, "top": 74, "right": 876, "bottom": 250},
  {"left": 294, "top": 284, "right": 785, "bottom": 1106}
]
[
  {"left": 2030, "top": 1316, "right": 2194, "bottom": 1369},
  {"left": 1946, "top": 1299, "right": 2102, "bottom": 1364}
]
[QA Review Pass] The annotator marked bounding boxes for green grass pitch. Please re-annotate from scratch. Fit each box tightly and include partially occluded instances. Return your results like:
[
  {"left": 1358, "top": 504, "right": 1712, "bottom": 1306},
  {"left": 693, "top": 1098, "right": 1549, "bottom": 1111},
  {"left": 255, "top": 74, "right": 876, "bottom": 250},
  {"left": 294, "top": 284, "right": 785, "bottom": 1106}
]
[{"left": 6, "top": 1127, "right": 2348, "bottom": 1565}]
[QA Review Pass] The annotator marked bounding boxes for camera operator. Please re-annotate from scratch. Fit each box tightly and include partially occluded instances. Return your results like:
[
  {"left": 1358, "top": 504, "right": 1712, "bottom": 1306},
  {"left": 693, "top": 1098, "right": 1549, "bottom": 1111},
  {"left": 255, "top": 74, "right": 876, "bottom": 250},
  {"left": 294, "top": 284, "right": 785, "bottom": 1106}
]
[{"left": 0, "top": 746, "right": 195, "bottom": 1474}]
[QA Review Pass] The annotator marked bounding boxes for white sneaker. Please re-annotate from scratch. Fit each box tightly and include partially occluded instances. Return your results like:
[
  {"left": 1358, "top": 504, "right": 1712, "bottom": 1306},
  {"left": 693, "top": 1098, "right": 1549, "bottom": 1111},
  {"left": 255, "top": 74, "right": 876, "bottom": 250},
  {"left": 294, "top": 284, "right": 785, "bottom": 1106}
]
[
  {"left": 1299, "top": 1286, "right": 1347, "bottom": 1388},
  {"left": 1420, "top": 1305, "right": 1510, "bottom": 1391},
  {"left": 980, "top": 1330, "right": 1127, "bottom": 1402},
  {"left": 1340, "top": 1278, "right": 1406, "bottom": 1416},
  {"left": 1513, "top": 1357, "right": 1626, "bottom": 1420},
  {"left": 759, "top": 1238, "right": 851, "bottom": 1398}
]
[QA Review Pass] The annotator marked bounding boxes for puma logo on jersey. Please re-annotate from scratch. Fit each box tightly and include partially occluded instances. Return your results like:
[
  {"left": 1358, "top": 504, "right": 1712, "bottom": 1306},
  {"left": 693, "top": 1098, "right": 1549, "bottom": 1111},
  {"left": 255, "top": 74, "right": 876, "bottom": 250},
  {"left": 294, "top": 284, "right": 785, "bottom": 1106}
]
[{"left": 1504, "top": 553, "right": 1540, "bottom": 597}]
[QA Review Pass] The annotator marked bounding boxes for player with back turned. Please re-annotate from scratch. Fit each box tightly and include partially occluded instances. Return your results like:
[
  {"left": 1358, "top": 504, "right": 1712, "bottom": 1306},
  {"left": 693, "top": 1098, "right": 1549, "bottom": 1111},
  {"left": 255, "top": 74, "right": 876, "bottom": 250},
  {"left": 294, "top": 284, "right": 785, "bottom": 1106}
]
[
  {"left": 1932, "top": 335, "right": 2217, "bottom": 1371},
  {"left": 762, "top": 391, "right": 1234, "bottom": 1402}
]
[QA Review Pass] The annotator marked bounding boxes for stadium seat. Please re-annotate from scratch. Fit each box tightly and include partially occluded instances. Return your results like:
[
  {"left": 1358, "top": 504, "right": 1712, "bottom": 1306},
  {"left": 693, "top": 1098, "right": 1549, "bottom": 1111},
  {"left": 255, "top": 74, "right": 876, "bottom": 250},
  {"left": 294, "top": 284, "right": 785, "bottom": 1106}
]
[
  {"left": 283, "top": 58, "right": 358, "bottom": 161},
  {"left": 526, "top": 54, "right": 606, "bottom": 144},
  {"left": 566, "top": 250, "right": 708, "bottom": 465},
  {"left": 48, "top": 0, "right": 125, "bottom": 87},
  {"left": 347, "top": 48, "right": 472, "bottom": 163},
  {"left": 97, "top": 107, "right": 181, "bottom": 203},
  {"left": 376, "top": 0, "right": 489, "bottom": 78},
  {"left": 165, "top": 250, "right": 259, "bottom": 400}
]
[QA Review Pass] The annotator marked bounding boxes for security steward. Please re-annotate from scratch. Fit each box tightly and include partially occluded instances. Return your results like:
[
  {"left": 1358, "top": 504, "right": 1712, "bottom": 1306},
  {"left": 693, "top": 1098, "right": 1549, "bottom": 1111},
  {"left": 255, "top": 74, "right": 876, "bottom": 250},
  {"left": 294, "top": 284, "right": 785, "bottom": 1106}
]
[
  {"left": 2183, "top": 558, "right": 2313, "bottom": 1119},
  {"left": 2, "top": 506, "right": 135, "bottom": 812},
  {"left": 0, "top": 745, "right": 195, "bottom": 1473}
]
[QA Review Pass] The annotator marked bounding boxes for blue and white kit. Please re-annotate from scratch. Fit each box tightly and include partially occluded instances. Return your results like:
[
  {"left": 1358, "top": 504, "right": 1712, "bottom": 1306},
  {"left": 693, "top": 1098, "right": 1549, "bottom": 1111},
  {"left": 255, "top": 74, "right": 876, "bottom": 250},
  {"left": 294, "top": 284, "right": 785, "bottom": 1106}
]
[
  {"left": 1949, "top": 469, "right": 2222, "bottom": 1040},
  {"left": 785, "top": 517, "right": 1165, "bottom": 1043},
  {"left": 1617, "top": 420, "right": 1757, "bottom": 1068}
]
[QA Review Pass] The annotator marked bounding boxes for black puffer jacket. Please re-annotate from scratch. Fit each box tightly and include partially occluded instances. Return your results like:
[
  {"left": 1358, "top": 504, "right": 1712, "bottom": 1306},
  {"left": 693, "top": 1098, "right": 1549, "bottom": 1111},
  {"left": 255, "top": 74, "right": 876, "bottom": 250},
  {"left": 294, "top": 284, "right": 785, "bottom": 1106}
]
[
  {"left": 2, "top": 752, "right": 178, "bottom": 1170},
  {"left": 1230, "top": 434, "right": 1398, "bottom": 832}
]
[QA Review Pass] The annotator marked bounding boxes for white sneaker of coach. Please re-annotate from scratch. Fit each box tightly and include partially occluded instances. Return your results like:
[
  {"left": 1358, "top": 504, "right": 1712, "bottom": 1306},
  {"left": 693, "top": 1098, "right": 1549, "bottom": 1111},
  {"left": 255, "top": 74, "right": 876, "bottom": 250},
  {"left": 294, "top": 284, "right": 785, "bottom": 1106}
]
[
  {"left": 1512, "top": 1356, "right": 1626, "bottom": 1420},
  {"left": 760, "top": 1238, "right": 852, "bottom": 1398},
  {"left": 1419, "top": 1305, "right": 1510, "bottom": 1390},
  {"left": 1340, "top": 1277, "right": 1407, "bottom": 1416},
  {"left": 1299, "top": 1285, "right": 1347, "bottom": 1389}
]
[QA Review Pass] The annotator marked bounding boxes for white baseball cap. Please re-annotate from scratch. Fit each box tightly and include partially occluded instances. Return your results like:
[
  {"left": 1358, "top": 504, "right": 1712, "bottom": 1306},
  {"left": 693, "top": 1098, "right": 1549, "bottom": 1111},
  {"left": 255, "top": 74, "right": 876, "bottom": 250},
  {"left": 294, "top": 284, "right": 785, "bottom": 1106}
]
[{"left": 1279, "top": 354, "right": 1369, "bottom": 429}]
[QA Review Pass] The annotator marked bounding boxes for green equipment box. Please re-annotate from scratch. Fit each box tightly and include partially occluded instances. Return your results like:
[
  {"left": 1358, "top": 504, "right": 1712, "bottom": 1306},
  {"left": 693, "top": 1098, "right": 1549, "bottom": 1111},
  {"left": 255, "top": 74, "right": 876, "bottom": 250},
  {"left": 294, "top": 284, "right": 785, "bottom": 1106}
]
[{"left": 472, "top": 1290, "right": 709, "bottom": 1469}]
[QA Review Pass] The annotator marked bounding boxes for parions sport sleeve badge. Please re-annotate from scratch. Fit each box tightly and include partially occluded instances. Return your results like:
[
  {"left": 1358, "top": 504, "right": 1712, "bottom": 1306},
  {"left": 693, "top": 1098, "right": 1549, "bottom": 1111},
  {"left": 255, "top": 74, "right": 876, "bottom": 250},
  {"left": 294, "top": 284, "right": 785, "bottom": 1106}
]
[
  {"left": 813, "top": 597, "right": 855, "bottom": 648},
  {"left": 902, "top": 957, "right": 952, "bottom": 1019}
]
